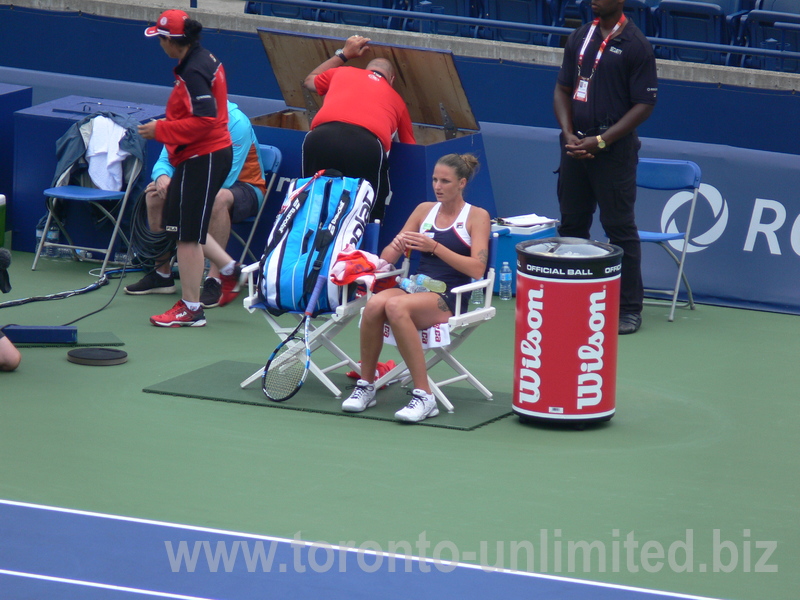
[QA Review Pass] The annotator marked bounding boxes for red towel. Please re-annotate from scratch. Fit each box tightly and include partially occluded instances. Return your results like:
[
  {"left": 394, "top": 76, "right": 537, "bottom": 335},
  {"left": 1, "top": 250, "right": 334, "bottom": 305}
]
[{"left": 345, "top": 360, "right": 397, "bottom": 387}]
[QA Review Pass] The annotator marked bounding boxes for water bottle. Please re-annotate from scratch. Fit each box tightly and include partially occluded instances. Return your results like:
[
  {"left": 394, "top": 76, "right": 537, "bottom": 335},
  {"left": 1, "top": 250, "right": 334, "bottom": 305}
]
[
  {"left": 470, "top": 278, "right": 484, "bottom": 305},
  {"left": 45, "top": 226, "right": 60, "bottom": 258},
  {"left": 398, "top": 277, "right": 422, "bottom": 293},
  {"left": 499, "top": 261, "right": 513, "bottom": 300},
  {"left": 412, "top": 274, "right": 446, "bottom": 293}
]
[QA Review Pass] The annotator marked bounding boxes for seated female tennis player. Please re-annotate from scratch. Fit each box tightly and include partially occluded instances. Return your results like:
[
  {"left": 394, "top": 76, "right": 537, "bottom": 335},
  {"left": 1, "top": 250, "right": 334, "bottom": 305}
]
[{"left": 342, "top": 153, "right": 491, "bottom": 422}]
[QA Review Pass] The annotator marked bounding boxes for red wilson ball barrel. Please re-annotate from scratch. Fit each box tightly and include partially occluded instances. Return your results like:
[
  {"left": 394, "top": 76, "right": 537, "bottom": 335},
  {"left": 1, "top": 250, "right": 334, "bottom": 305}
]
[{"left": 513, "top": 238, "right": 622, "bottom": 424}]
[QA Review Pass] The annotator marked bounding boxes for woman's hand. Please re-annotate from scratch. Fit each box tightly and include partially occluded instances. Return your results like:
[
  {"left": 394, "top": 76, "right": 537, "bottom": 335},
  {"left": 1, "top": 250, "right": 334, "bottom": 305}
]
[{"left": 399, "top": 232, "right": 437, "bottom": 255}]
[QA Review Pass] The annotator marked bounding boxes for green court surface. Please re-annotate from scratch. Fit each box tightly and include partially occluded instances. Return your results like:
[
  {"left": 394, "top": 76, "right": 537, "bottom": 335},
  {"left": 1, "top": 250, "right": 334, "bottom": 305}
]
[{"left": 0, "top": 252, "right": 798, "bottom": 599}]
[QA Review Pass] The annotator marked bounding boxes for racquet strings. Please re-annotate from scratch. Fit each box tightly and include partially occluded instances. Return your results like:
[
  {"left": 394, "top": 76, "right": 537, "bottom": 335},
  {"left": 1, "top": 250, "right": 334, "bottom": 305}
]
[{"left": 263, "top": 337, "right": 307, "bottom": 400}]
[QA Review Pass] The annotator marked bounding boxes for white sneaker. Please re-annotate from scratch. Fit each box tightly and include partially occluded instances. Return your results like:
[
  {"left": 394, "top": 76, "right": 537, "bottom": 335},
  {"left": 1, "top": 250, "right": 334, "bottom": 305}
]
[
  {"left": 342, "top": 379, "right": 377, "bottom": 412},
  {"left": 394, "top": 390, "right": 439, "bottom": 422}
]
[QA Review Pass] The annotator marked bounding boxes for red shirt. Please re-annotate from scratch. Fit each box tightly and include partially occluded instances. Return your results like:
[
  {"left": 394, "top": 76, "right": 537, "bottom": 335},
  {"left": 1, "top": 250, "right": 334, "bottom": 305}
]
[
  {"left": 312, "top": 67, "right": 416, "bottom": 153},
  {"left": 156, "top": 43, "right": 231, "bottom": 166}
]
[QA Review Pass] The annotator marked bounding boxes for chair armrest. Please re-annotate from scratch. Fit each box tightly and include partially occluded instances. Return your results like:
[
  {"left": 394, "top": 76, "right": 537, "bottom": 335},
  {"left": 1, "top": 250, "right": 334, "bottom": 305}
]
[
  {"left": 241, "top": 262, "right": 261, "bottom": 275},
  {"left": 242, "top": 261, "right": 261, "bottom": 311},
  {"left": 450, "top": 278, "right": 489, "bottom": 295},
  {"left": 365, "top": 266, "right": 407, "bottom": 299},
  {"left": 448, "top": 306, "right": 496, "bottom": 329},
  {"left": 450, "top": 269, "right": 496, "bottom": 318}
]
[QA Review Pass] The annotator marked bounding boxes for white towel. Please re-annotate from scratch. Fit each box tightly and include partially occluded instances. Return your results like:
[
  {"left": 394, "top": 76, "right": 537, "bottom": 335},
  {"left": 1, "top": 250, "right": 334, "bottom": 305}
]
[{"left": 85, "top": 116, "right": 129, "bottom": 191}]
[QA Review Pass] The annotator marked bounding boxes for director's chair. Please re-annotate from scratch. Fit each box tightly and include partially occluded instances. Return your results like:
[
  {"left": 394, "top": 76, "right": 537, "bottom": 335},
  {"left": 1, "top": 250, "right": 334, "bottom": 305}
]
[
  {"left": 240, "top": 222, "right": 387, "bottom": 397},
  {"left": 370, "top": 233, "right": 499, "bottom": 413}
]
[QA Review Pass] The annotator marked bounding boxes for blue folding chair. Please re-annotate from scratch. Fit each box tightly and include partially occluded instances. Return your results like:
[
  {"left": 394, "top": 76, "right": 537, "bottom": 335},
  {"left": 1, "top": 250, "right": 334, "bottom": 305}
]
[
  {"left": 230, "top": 144, "right": 283, "bottom": 265},
  {"left": 637, "top": 158, "right": 702, "bottom": 322},
  {"left": 32, "top": 112, "right": 145, "bottom": 277}
]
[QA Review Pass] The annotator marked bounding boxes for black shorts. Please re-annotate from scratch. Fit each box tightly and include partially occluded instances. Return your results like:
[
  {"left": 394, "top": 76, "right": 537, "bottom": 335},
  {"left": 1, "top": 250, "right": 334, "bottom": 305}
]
[
  {"left": 228, "top": 181, "right": 260, "bottom": 224},
  {"left": 165, "top": 146, "right": 233, "bottom": 243}
]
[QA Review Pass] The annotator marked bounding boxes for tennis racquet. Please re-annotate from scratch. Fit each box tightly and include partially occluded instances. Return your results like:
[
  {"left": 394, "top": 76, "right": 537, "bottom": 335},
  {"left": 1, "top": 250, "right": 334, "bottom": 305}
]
[{"left": 262, "top": 273, "right": 328, "bottom": 402}]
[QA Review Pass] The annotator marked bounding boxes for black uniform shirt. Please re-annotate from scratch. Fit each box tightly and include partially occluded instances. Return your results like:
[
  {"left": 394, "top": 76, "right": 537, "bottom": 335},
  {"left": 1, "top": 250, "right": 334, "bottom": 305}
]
[{"left": 557, "top": 19, "right": 658, "bottom": 135}]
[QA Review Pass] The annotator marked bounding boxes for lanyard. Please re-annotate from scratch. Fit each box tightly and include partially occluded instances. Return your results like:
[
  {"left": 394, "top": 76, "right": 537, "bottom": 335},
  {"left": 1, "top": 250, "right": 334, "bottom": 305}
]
[{"left": 577, "top": 15, "right": 627, "bottom": 80}]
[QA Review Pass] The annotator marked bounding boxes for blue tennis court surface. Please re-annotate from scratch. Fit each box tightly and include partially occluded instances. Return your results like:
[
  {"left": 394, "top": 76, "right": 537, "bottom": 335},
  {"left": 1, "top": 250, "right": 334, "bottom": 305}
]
[{"left": 0, "top": 499, "right": 722, "bottom": 600}]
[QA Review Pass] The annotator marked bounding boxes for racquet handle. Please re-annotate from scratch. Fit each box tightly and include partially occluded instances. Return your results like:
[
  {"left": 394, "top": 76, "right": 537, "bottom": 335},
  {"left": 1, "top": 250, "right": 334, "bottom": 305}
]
[{"left": 305, "top": 274, "right": 328, "bottom": 316}]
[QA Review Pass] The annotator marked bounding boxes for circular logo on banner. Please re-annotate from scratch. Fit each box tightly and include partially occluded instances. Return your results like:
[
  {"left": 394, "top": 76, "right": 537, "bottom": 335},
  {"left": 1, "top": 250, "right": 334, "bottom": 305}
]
[{"left": 660, "top": 183, "right": 728, "bottom": 253}]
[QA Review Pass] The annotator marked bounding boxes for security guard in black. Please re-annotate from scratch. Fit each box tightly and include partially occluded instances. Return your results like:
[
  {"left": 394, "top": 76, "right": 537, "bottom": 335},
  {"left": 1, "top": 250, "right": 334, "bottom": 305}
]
[{"left": 553, "top": 0, "right": 657, "bottom": 334}]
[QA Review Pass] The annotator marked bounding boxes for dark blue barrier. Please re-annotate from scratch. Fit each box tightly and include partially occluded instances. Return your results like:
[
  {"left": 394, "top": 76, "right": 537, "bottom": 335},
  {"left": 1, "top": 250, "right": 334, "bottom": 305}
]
[{"left": 480, "top": 121, "right": 800, "bottom": 315}]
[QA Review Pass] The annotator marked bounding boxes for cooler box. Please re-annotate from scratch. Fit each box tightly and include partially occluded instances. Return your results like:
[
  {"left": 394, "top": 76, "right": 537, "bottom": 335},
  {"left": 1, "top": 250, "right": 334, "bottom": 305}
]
[
  {"left": 492, "top": 222, "right": 557, "bottom": 295},
  {"left": 11, "top": 95, "right": 164, "bottom": 253},
  {"left": 251, "top": 29, "right": 497, "bottom": 253},
  {"left": 513, "top": 237, "right": 622, "bottom": 425}
]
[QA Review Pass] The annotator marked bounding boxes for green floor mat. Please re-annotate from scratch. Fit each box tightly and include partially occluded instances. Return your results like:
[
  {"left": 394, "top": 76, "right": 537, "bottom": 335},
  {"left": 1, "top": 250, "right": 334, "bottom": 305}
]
[{"left": 143, "top": 360, "right": 512, "bottom": 431}]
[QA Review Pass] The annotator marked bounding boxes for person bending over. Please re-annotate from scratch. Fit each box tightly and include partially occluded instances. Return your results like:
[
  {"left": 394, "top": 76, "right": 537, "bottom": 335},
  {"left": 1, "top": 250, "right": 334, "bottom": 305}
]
[
  {"left": 342, "top": 153, "right": 490, "bottom": 423},
  {"left": 302, "top": 34, "right": 416, "bottom": 221}
]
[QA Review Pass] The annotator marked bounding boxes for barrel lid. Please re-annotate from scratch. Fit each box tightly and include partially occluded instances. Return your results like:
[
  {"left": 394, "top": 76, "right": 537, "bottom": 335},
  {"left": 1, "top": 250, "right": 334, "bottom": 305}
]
[{"left": 518, "top": 237, "right": 620, "bottom": 258}]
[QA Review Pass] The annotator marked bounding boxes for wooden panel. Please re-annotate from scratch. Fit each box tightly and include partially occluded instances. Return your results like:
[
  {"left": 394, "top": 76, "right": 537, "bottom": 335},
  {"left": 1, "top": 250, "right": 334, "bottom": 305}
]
[{"left": 258, "top": 29, "right": 479, "bottom": 132}]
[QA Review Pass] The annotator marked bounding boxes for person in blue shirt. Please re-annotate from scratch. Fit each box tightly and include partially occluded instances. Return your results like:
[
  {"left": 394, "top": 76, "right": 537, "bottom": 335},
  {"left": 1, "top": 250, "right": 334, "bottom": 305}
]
[{"left": 125, "top": 101, "right": 267, "bottom": 308}]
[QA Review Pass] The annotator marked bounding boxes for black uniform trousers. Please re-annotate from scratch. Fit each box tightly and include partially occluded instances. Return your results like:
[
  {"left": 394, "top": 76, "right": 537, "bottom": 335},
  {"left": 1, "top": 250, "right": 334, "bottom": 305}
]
[
  {"left": 302, "top": 122, "right": 389, "bottom": 221},
  {"left": 556, "top": 132, "right": 643, "bottom": 315}
]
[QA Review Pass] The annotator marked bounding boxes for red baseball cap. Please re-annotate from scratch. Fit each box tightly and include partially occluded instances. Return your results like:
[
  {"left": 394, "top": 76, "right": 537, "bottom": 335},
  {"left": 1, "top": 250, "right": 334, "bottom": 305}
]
[{"left": 144, "top": 9, "right": 188, "bottom": 37}]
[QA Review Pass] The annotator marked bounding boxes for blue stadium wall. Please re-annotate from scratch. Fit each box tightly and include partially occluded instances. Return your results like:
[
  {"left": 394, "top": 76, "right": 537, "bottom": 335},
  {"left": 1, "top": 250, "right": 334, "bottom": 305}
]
[
  {"left": 2, "top": 6, "right": 798, "bottom": 153},
  {"left": 2, "top": 5, "right": 800, "bottom": 314}
]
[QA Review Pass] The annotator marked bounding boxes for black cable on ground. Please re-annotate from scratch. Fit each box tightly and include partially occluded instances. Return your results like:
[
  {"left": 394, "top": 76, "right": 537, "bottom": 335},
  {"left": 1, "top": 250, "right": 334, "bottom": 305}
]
[{"left": 0, "top": 184, "right": 173, "bottom": 320}]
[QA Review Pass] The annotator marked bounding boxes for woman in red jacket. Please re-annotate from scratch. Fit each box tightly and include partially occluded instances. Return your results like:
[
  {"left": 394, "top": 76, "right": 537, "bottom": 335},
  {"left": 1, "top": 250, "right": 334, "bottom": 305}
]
[{"left": 139, "top": 10, "right": 233, "bottom": 327}]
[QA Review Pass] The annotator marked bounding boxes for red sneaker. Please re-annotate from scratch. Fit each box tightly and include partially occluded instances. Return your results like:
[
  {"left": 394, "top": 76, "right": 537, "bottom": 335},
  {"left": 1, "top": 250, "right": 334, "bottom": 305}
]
[
  {"left": 150, "top": 300, "right": 206, "bottom": 327},
  {"left": 218, "top": 263, "right": 243, "bottom": 307}
]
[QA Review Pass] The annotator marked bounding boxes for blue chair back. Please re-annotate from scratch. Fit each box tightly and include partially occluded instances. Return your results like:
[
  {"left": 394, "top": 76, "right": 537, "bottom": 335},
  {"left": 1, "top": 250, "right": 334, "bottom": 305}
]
[
  {"left": 637, "top": 158, "right": 702, "bottom": 191},
  {"left": 756, "top": 0, "right": 800, "bottom": 14},
  {"left": 486, "top": 0, "right": 552, "bottom": 45},
  {"left": 741, "top": 10, "right": 800, "bottom": 72},
  {"left": 655, "top": 0, "right": 728, "bottom": 63},
  {"left": 327, "top": 0, "right": 394, "bottom": 27},
  {"left": 259, "top": 144, "right": 282, "bottom": 176}
]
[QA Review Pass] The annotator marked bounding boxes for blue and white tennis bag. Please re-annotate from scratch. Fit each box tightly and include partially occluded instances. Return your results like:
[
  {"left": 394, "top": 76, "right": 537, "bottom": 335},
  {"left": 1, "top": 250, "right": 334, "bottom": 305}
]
[{"left": 258, "top": 173, "right": 374, "bottom": 316}]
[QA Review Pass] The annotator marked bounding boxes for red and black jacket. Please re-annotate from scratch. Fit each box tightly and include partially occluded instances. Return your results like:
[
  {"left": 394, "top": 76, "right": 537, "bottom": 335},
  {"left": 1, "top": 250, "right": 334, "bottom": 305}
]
[{"left": 156, "top": 43, "right": 231, "bottom": 166}]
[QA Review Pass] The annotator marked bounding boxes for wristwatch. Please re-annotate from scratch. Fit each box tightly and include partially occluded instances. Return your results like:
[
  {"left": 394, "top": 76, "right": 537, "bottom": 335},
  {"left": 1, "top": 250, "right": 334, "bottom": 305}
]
[
  {"left": 334, "top": 48, "right": 348, "bottom": 63},
  {"left": 596, "top": 135, "right": 607, "bottom": 149}
]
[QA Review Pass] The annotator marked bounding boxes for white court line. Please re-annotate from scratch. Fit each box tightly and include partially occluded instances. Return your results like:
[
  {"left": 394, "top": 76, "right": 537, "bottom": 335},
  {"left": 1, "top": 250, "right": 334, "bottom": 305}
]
[
  {"left": 0, "top": 569, "right": 219, "bottom": 600},
  {"left": 0, "top": 498, "right": 724, "bottom": 600}
]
